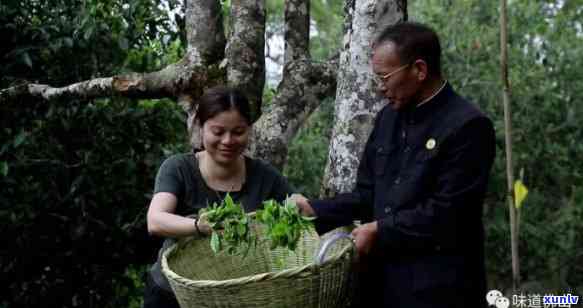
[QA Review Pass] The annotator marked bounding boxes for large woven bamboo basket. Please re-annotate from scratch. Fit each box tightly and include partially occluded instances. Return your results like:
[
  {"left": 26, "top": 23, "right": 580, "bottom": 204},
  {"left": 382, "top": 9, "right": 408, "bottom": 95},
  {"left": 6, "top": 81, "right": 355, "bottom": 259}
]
[{"left": 161, "top": 226, "right": 355, "bottom": 308}]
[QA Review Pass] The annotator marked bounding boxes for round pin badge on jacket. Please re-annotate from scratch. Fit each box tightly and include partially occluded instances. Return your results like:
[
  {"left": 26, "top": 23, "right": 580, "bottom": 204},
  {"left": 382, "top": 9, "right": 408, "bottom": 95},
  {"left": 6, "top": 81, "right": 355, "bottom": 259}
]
[{"left": 426, "top": 138, "right": 436, "bottom": 150}]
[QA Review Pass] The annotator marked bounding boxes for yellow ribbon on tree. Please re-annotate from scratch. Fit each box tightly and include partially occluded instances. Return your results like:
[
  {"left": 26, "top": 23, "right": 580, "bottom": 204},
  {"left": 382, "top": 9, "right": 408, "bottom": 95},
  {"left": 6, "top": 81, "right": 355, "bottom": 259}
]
[{"left": 514, "top": 180, "right": 528, "bottom": 209}]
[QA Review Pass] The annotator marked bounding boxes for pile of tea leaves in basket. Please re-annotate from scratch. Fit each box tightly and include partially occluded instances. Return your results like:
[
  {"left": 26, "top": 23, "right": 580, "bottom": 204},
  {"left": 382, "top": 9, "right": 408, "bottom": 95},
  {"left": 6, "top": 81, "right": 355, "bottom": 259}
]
[
  {"left": 198, "top": 194, "right": 314, "bottom": 257},
  {"left": 255, "top": 199, "right": 314, "bottom": 251},
  {"left": 198, "top": 193, "right": 255, "bottom": 256}
]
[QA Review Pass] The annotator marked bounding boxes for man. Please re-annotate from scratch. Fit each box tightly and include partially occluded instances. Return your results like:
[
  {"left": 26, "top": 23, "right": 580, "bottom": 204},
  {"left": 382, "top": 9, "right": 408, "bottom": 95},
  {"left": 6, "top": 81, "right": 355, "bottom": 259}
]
[{"left": 292, "top": 22, "right": 495, "bottom": 307}]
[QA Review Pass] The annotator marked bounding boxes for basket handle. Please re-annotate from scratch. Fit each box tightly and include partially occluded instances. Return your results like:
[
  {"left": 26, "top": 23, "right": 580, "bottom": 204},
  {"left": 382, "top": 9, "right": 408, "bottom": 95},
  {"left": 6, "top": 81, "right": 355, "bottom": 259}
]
[{"left": 314, "top": 232, "right": 355, "bottom": 265}]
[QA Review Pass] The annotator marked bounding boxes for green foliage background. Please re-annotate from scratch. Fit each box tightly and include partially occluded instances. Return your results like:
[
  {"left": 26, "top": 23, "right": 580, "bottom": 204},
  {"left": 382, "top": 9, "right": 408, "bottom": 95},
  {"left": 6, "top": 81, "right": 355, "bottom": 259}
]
[
  {"left": 1, "top": 0, "right": 582, "bottom": 307},
  {"left": 1, "top": 0, "right": 186, "bottom": 307}
]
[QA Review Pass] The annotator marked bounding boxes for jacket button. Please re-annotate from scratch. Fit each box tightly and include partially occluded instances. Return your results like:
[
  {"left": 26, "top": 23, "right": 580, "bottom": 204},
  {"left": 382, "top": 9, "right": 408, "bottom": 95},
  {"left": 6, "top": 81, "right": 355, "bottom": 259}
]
[
  {"left": 435, "top": 245, "right": 441, "bottom": 252},
  {"left": 377, "top": 147, "right": 383, "bottom": 153},
  {"left": 394, "top": 177, "right": 401, "bottom": 185},
  {"left": 384, "top": 207, "right": 392, "bottom": 214}
]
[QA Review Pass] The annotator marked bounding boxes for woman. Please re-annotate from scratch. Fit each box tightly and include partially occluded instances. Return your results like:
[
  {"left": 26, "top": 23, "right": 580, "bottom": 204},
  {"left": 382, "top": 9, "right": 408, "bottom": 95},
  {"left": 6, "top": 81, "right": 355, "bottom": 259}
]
[{"left": 143, "top": 86, "right": 294, "bottom": 308}]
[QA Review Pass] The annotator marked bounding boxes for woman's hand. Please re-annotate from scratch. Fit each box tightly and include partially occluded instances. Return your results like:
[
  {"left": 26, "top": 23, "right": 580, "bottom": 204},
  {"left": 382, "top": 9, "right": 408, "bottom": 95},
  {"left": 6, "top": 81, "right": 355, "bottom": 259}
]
[
  {"left": 195, "top": 213, "right": 213, "bottom": 236},
  {"left": 147, "top": 192, "right": 210, "bottom": 238}
]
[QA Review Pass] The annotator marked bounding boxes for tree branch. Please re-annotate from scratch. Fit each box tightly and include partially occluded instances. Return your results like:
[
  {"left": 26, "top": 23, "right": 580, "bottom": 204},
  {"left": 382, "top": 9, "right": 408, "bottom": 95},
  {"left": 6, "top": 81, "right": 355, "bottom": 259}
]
[
  {"left": 226, "top": 0, "right": 266, "bottom": 121},
  {"left": 250, "top": 58, "right": 338, "bottom": 169},
  {"left": 284, "top": 0, "right": 310, "bottom": 64},
  {"left": 1, "top": 79, "right": 112, "bottom": 103},
  {"left": 0, "top": 56, "right": 215, "bottom": 103}
]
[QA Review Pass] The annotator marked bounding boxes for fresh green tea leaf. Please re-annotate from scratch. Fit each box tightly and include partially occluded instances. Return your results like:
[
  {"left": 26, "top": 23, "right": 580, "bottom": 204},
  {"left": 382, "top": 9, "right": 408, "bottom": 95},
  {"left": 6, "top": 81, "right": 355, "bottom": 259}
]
[
  {"left": 200, "top": 193, "right": 255, "bottom": 257},
  {"left": 256, "top": 198, "right": 314, "bottom": 252},
  {"left": 200, "top": 194, "right": 314, "bottom": 257},
  {"left": 210, "top": 232, "right": 220, "bottom": 253}
]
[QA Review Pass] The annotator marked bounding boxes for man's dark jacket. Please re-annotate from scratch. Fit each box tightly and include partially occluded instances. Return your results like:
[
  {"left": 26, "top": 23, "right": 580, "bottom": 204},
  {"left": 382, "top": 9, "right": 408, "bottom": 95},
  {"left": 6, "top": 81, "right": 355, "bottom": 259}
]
[{"left": 311, "top": 83, "right": 495, "bottom": 308}]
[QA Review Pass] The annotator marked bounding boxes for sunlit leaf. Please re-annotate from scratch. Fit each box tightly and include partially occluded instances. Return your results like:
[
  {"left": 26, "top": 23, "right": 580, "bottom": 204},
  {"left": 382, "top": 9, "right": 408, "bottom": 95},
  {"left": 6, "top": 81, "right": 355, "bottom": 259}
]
[
  {"left": 0, "top": 161, "right": 8, "bottom": 176},
  {"left": 119, "top": 37, "right": 129, "bottom": 50},
  {"left": 22, "top": 52, "right": 32, "bottom": 68},
  {"left": 13, "top": 131, "right": 27, "bottom": 147},
  {"left": 64, "top": 37, "right": 74, "bottom": 48}
]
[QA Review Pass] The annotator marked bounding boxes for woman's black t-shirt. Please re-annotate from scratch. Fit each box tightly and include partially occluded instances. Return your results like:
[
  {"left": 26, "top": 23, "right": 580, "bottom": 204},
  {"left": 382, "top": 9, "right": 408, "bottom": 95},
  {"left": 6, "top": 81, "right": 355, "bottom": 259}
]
[{"left": 149, "top": 152, "right": 294, "bottom": 290}]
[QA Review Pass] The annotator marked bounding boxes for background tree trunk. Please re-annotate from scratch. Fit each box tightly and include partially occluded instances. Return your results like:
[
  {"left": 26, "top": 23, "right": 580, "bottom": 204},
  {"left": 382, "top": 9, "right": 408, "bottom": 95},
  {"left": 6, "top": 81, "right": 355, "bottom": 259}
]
[{"left": 321, "top": 0, "right": 406, "bottom": 196}]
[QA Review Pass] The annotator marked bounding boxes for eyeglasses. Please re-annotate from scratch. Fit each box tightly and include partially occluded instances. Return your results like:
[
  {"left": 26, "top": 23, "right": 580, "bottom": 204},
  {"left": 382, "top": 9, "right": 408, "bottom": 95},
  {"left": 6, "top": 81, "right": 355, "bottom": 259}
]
[{"left": 373, "top": 63, "right": 410, "bottom": 86}]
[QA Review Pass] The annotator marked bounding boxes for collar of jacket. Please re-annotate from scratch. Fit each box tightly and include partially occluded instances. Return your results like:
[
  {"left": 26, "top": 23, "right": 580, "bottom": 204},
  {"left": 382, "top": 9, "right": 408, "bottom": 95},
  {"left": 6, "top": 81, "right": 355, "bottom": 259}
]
[{"left": 403, "top": 82, "right": 453, "bottom": 124}]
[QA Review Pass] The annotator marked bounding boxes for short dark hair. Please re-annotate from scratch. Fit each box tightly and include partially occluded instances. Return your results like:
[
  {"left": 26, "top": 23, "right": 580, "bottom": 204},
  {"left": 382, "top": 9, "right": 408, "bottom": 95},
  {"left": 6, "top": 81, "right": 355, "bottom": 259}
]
[
  {"left": 373, "top": 22, "right": 442, "bottom": 77},
  {"left": 195, "top": 86, "right": 252, "bottom": 126}
]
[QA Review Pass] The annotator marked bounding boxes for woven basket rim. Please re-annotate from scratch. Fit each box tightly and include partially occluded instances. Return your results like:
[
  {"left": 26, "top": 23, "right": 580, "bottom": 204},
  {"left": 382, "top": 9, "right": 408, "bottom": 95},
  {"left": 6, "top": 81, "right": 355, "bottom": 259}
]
[{"left": 161, "top": 235, "right": 354, "bottom": 288}]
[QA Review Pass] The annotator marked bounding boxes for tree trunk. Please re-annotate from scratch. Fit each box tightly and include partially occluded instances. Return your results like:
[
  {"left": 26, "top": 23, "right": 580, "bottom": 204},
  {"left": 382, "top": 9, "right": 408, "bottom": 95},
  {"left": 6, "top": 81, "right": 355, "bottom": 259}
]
[
  {"left": 321, "top": 0, "right": 406, "bottom": 196},
  {"left": 226, "top": 0, "right": 266, "bottom": 120}
]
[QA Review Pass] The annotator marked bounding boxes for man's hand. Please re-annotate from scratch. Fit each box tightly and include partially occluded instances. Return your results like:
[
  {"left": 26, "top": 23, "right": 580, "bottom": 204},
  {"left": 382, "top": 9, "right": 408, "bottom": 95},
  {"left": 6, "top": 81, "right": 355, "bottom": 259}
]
[
  {"left": 351, "top": 221, "right": 378, "bottom": 255},
  {"left": 288, "top": 193, "right": 316, "bottom": 217}
]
